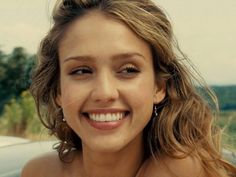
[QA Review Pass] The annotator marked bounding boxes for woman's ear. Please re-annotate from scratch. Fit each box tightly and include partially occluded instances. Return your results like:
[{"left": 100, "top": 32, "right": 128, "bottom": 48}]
[
  {"left": 55, "top": 95, "right": 62, "bottom": 107},
  {"left": 55, "top": 85, "right": 62, "bottom": 107},
  {"left": 153, "top": 82, "right": 166, "bottom": 104}
]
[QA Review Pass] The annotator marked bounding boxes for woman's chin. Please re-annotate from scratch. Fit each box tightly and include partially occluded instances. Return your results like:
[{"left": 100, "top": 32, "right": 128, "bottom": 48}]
[{"left": 82, "top": 140, "right": 128, "bottom": 154}]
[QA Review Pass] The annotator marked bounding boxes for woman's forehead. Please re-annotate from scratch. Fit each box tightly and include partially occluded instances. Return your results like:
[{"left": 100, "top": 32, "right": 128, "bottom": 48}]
[{"left": 58, "top": 10, "right": 152, "bottom": 63}]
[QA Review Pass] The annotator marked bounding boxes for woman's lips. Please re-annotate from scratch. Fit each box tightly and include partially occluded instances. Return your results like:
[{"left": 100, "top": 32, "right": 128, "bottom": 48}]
[
  {"left": 88, "top": 112, "right": 125, "bottom": 121},
  {"left": 82, "top": 110, "right": 130, "bottom": 130}
]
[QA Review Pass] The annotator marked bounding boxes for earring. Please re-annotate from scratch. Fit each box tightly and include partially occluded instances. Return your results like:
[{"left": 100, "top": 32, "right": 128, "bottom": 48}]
[
  {"left": 62, "top": 117, "right": 66, "bottom": 122},
  {"left": 63, "top": 140, "right": 68, "bottom": 144},
  {"left": 154, "top": 104, "right": 158, "bottom": 117}
]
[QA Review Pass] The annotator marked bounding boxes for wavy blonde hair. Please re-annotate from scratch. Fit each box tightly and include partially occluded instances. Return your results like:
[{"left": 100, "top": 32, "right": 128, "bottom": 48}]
[{"left": 30, "top": 0, "right": 236, "bottom": 176}]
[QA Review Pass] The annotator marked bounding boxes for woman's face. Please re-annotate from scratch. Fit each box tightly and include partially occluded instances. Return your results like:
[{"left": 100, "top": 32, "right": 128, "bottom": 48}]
[{"left": 57, "top": 11, "right": 165, "bottom": 153}]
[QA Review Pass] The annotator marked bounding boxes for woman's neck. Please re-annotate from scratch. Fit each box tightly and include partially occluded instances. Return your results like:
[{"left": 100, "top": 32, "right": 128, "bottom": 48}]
[{"left": 80, "top": 135, "right": 144, "bottom": 177}]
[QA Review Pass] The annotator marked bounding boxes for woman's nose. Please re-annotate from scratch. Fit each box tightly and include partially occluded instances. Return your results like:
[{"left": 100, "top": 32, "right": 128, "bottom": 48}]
[{"left": 90, "top": 73, "right": 119, "bottom": 103}]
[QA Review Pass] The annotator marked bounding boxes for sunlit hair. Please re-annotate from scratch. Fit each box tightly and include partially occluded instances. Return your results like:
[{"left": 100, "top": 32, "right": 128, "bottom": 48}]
[{"left": 30, "top": 0, "right": 236, "bottom": 176}]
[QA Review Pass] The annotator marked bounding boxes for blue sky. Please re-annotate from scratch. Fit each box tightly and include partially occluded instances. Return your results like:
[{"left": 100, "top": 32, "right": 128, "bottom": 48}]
[{"left": 0, "top": 0, "right": 235, "bottom": 85}]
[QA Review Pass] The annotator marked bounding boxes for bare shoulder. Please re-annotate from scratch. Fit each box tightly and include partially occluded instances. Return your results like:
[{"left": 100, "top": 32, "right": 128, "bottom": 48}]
[
  {"left": 141, "top": 154, "right": 206, "bottom": 177},
  {"left": 21, "top": 151, "right": 64, "bottom": 177}
]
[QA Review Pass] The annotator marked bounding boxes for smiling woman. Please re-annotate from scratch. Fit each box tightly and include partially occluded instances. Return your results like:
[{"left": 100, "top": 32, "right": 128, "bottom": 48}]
[
  {"left": 21, "top": 0, "right": 236, "bottom": 177},
  {"left": 56, "top": 11, "right": 162, "bottom": 156}
]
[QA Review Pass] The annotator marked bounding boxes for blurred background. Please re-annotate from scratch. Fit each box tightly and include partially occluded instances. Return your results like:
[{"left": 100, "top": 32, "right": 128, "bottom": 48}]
[{"left": 0, "top": 0, "right": 235, "bottom": 150}]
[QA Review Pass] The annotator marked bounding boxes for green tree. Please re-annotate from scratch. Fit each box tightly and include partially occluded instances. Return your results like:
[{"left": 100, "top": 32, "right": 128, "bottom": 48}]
[
  {"left": 0, "top": 47, "right": 36, "bottom": 113},
  {"left": 0, "top": 49, "right": 8, "bottom": 112},
  {"left": 213, "top": 86, "right": 236, "bottom": 110},
  {"left": 0, "top": 91, "right": 43, "bottom": 136}
]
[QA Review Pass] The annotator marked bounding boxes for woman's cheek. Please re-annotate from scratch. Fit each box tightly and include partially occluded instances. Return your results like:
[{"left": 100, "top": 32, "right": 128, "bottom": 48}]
[
  {"left": 123, "top": 80, "right": 155, "bottom": 102},
  {"left": 60, "top": 79, "right": 84, "bottom": 103}
]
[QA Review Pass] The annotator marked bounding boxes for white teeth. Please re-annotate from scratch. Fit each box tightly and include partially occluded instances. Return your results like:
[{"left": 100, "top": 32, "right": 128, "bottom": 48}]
[{"left": 88, "top": 112, "right": 125, "bottom": 122}]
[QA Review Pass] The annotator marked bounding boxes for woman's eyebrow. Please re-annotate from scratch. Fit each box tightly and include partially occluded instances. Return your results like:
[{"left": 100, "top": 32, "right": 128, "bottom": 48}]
[
  {"left": 111, "top": 52, "right": 146, "bottom": 61},
  {"left": 63, "top": 52, "right": 146, "bottom": 63},
  {"left": 63, "top": 55, "right": 95, "bottom": 63}
]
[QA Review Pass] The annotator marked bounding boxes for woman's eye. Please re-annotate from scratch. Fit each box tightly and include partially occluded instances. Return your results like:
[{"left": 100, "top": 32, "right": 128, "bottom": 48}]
[
  {"left": 119, "top": 65, "right": 140, "bottom": 74},
  {"left": 69, "top": 66, "right": 92, "bottom": 75}
]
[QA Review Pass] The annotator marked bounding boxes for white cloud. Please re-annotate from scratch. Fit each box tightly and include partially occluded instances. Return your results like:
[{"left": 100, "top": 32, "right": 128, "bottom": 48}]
[
  {"left": 156, "top": 0, "right": 236, "bottom": 85},
  {"left": 0, "top": 0, "right": 55, "bottom": 53},
  {"left": 0, "top": 0, "right": 235, "bottom": 85}
]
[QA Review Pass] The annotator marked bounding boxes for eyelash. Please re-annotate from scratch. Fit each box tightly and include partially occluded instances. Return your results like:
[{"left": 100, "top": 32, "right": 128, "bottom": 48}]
[
  {"left": 69, "top": 65, "right": 140, "bottom": 76},
  {"left": 69, "top": 66, "right": 92, "bottom": 75},
  {"left": 119, "top": 65, "right": 140, "bottom": 74}
]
